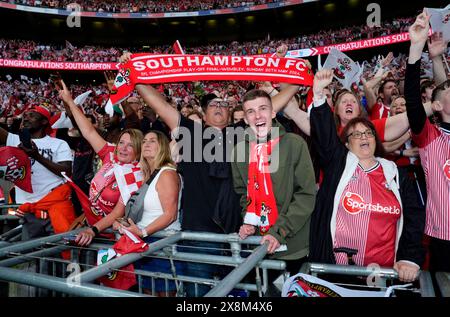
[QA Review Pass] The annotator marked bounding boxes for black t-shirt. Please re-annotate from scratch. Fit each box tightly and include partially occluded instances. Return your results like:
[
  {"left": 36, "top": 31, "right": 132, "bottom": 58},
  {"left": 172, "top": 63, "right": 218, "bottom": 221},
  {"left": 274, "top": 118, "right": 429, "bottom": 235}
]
[{"left": 176, "top": 116, "right": 245, "bottom": 233}]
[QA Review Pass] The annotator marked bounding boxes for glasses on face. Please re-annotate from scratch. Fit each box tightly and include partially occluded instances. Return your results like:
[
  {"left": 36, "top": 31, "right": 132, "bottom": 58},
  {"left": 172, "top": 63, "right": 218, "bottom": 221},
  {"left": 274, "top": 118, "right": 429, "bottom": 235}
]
[
  {"left": 208, "top": 100, "right": 229, "bottom": 108},
  {"left": 347, "top": 129, "right": 375, "bottom": 140}
]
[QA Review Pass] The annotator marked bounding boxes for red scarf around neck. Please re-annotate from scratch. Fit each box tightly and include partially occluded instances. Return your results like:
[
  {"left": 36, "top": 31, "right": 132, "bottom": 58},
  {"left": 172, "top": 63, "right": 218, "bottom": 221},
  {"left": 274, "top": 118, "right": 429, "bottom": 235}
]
[{"left": 245, "top": 137, "right": 280, "bottom": 235}]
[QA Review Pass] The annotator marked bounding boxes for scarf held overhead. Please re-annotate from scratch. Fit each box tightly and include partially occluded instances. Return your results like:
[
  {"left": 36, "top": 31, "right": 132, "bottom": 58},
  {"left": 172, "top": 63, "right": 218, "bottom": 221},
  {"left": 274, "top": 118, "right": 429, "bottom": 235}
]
[
  {"left": 245, "top": 138, "right": 280, "bottom": 235},
  {"left": 106, "top": 53, "right": 314, "bottom": 114}
]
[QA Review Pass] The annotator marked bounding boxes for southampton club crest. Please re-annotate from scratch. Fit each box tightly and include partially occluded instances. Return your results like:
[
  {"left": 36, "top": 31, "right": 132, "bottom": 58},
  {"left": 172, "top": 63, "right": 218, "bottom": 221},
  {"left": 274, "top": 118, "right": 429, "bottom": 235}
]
[
  {"left": 333, "top": 57, "right": 352, "bottom": 80},
  {"left": 111, "top": 68, "right": 131, "bottom": 94}
]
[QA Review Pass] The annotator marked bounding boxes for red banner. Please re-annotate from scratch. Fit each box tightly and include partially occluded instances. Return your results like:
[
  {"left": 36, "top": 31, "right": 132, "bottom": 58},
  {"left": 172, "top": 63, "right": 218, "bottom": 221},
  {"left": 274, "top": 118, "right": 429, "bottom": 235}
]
[
  {"left": 130, "top": 54, "right": 313, "bottom": 84},
  {"left": 0, "top": 59, "right": 117, "bottom": 71},
  {"left": 0, "top": 32, "right": 423, "bottom": 71},
  {"left": 286, "top": 32, "right": 411, "bottom": 58},
  {"left": 107, "top": 53, "right": 314, "bottom": 106}
]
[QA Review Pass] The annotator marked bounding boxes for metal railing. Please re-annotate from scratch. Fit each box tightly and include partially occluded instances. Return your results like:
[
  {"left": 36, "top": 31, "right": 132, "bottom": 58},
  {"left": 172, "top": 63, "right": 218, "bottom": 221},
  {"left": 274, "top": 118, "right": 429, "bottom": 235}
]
[
  {"left": 300, "top": 262, "right": 435, "bottom": 297},
  {"left": 436, "top": 272, "right": 450, "bottom": 297},
  {"left": 0, "top": 229, "right": 286, "bottom": 297}
]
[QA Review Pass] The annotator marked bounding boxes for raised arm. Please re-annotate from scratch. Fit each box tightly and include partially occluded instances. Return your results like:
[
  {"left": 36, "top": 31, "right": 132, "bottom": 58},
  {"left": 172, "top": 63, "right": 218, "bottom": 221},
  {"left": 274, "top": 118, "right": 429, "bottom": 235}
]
[
  {"left": 310, "top": 69, "right": 343, "bottom": 167},
  {"left": 382, "top": 132, "right": 411, "bottom": 153},
  {"left": 406, "top": 10, "right": 430, "bottom": 135},
  {"left": 363, "top": 52, "right": 394, "bottom": 112},
  {"left": 271, "top": 84, "right": 300, "bottom": 113},
  {"left": 362, "top": 67, "right": 384, "bottom": 111},
  {"left": 58, "top": 80, "right": 106, "bottom": 153},
  {"left": 427, "top": 31, "right": 448, "bottom": 86},
  {"left": 135, "top": 84, "right": 180, "bottom": 131},
  {"left": 283, "top": 97, "right": 311, "bottom": 136},
  {"left": 119, "top": 52, "right": 180, "bottom": 131}
]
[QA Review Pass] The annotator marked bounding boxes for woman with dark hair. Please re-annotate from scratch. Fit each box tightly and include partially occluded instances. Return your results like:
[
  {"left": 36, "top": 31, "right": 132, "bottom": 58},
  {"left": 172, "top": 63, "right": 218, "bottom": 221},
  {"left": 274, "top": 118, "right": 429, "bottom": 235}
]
[{"left": 308, "top": 70, "right": 425, "bottom": 283}]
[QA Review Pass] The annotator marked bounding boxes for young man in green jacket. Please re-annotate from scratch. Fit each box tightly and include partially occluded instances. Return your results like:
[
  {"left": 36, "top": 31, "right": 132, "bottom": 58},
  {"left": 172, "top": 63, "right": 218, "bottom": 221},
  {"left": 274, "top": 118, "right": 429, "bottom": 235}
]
[{"left": 231, "top": 89, "right": 316, "bottom": 275}]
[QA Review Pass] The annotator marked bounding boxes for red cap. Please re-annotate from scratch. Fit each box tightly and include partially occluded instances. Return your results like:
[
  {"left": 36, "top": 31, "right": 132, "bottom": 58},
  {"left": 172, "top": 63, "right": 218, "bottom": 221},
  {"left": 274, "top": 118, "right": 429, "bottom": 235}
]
[{"left": 27, "top": 104, "right": 51, "bottom": 122}]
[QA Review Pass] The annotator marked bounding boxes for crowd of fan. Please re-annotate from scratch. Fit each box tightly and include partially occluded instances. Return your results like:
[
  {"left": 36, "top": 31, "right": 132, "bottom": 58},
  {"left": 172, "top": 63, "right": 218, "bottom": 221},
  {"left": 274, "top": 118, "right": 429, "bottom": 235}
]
[
  {"left": 2, "top": 0, "right": 280, "bottom": 13},
  {"left": 0, "top": 16, "right": 415, "bottom": 63},
  {"left": 0, "top": 46, "right": 440, "bottom": 132}
]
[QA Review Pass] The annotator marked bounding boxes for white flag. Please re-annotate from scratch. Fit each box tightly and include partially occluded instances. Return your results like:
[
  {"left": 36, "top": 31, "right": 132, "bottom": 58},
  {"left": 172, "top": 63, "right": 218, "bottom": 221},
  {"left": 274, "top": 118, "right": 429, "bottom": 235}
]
[
  {"left": 323, "top": 48, "right": 361, "bottom": 89},
  {"left": 73, "top": 90, "right": 92, "bottom": 107},
  {"left": 51, "top": 112, "right": 73, "bottom": 129},
  {"left": 5, "top": 75, "right": 12, "bottom": 81},
  {"left": 426, "top": 5, "right": 450, "bottom": 42}
]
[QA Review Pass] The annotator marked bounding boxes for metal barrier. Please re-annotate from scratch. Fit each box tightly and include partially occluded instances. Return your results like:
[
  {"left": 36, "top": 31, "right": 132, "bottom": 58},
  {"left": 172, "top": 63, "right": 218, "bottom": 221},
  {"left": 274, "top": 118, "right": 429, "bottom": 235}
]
[
  {"left": 0, "top": 229, "right": 286, "bottom": 297},
  {"left": 436, "top": 272, "right": 450, "bottom": 297},
  {"left": 300, "top": 262, "right": 435, "bottom": 297},
  {"left": 0, "top": 204, "right": 21, "bottom": 244}
]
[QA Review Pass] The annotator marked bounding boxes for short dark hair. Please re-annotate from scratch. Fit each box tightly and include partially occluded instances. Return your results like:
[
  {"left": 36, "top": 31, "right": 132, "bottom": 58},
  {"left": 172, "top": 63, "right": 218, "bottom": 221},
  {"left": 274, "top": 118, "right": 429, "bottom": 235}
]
[
  {"left": 200, "top": 93, "right": 220, "bottom": 111},
  {"left": 340, "top": 117, "right": 385, "bottom": 158},
  {"left": 378, "top": 79, "right": 397, "bottom": 95},
  {"left": 420, "top": 79, "right": 434, "bottom": 95},
  {"left": 241, "top": 89, "right": 271, "bottom": 109},
  {"left": 431, "top": 79, "right": 450, "bottom": 102},
  {"left": 231, "top": 105, "right": 244, "bottom": 122}
]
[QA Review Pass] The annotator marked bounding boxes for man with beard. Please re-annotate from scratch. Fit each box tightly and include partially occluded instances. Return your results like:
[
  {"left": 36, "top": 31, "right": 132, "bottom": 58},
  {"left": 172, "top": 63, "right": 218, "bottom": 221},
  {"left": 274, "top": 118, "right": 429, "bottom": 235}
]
[{"left": 369, "top": 79, "right": 400, "bottom": 120}]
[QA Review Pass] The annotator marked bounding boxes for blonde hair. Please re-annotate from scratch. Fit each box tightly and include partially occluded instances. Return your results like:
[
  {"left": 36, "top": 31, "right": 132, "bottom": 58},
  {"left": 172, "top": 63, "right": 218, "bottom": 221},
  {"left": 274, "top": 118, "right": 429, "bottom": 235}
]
[
  {"left": 115, "top": 129, "right": 144, "bottom": 162},
  {"left": 140, "top": 130, "right": 175, "bottom": 181},
  {"left": 333, "top": 90, "right": 367, "bottom": 128}
]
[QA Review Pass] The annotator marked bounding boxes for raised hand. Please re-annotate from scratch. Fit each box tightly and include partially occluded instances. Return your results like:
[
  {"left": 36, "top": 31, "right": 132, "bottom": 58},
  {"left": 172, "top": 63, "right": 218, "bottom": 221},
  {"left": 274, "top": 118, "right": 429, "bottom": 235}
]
[
  {"left": 57, "top": 80, "right": 74, "bottom": 105},
  {"left": 428, "top": 32, "right": 448, "bottom": 59},
  {"left": 103, "top": 70, "right": 116, "bottom": 92},
  {"left": 409, "top": 10, "right": 430, "bottom": 48},
  {"left": 313, "top": 69, "right": 334, "bottom": 97},
  {"left": 381, "top": 52, "right": 394, "bottom": 68},
  {"left": 275, "top": 44, "right": 288, "bottom": 58},
  {"left": 256, "top": 81, "right": 275, "bottom": 94},
  {"left": 119, "top": 52, "right": 133, "bottom": 64}
]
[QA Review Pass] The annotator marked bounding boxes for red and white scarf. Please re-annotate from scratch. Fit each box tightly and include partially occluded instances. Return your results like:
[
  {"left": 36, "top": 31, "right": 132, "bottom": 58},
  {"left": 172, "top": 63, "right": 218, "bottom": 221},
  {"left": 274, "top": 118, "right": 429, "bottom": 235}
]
[
  {"left": 244, "top": 137, "right": 280, "bottom": 235},
  {"left": 108, "top": 151, "right": 143, "bottom": 205}
]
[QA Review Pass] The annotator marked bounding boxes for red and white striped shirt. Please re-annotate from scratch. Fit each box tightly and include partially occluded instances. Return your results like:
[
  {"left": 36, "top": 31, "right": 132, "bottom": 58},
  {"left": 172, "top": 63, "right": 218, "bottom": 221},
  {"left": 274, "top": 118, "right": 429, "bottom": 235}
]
[
  {"left": 413, "top": 120, "right": 450, "bottom": 241},
  {"left": 370, "top": 101, "right": 390, "bottom": 120},
  {"left": 334, "top": 163, "right": 401, "bottom": 267}
]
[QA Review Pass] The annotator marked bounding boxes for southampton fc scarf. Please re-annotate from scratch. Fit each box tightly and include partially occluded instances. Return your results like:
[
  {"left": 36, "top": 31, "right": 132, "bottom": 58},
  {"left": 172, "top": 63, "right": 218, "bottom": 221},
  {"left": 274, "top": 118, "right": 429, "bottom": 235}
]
[
  {"left": 106, "top": 53, "right": 314, "bottom": 116},
  {"left": 244, "top": 137, "right": 280, "bottom": 234}
]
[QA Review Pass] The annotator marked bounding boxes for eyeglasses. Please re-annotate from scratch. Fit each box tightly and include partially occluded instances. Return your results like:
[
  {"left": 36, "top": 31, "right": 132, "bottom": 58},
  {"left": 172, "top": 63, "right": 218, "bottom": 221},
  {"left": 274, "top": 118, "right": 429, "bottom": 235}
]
[
  {"left": 347, "top": 129, "right": 375, "bottom": 139},
  {"left": 208, "top": 100, "right": 229, "bottom": 108}
]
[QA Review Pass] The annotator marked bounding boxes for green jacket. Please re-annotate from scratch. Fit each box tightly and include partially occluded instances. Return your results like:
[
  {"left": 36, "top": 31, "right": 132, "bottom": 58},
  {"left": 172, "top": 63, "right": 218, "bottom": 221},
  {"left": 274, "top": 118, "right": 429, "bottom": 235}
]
[{"left": 231, "top": 121, "right": 316, "bottom": 260}]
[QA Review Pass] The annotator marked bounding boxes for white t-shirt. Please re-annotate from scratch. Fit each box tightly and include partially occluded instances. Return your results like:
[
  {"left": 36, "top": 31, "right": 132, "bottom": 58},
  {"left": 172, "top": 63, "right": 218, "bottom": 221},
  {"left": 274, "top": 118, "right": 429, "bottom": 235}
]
[
  {"left": 137, "top": 166, "right": 182, "bottom": 232},
  {"left": 6, "top": 133, "right": 73, "bottom": 203}
]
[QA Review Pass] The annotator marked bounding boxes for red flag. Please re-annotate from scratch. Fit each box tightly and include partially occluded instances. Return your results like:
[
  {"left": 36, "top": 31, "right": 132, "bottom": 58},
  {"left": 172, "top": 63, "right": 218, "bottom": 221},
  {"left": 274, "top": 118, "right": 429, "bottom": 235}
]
[
  {"left": 98, "top": 230, "right": 148, "bottom": 290},
  {"left": 61, "top": 173, "right": 95, "bottom": 223},
  {"left": 0, "top": 147, "right": 33, "bottom": 193},
  {"left": 172, "top": 40, "right": 185, "bottom": 55}
]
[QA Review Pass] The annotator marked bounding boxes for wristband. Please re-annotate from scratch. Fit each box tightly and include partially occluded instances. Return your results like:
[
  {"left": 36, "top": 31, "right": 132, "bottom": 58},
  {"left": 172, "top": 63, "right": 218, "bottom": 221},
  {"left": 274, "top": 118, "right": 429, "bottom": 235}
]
[
  {"left": 91, "top": 225, "right": 99, "bottom": 236},
  {"left": 141, "top": 228, "right": 148, "bottom": 238}
]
